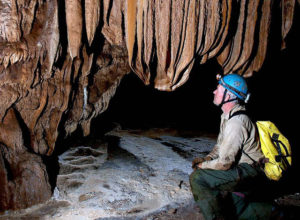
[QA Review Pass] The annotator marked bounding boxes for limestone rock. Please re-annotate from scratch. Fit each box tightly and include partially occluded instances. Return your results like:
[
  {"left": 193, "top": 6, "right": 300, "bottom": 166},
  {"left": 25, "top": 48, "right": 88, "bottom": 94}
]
[{"left": 0, "top": 109, "right": 51, "bottom": 210}]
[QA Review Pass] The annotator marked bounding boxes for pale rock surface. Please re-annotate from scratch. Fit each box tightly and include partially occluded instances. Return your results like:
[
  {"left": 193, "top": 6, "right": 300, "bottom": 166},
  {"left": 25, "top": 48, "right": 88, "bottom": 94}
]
[{"left": 0, "top": 129, "right": 216, "bottom": 219}]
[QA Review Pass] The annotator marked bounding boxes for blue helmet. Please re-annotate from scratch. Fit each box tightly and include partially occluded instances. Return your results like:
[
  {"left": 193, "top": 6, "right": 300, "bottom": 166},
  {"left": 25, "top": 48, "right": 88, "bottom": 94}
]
[{"left": 217, "top": 74, "right": 250, "bottom": 102}]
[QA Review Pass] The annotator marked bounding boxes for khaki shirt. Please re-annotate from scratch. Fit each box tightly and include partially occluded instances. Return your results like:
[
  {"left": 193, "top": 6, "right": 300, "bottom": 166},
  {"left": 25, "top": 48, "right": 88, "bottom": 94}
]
[{"left": 201, "top": 105, "right": 264, "bottom": 170}]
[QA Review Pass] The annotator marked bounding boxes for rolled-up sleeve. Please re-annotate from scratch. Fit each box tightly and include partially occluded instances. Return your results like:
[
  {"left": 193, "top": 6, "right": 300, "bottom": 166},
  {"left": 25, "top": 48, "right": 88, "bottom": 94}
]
[
  {"left": 201, "top": 119, "right": 247, "bottom": 170},
  {"left": 207, "top": 144, "right": 220, "bottom": 159}
]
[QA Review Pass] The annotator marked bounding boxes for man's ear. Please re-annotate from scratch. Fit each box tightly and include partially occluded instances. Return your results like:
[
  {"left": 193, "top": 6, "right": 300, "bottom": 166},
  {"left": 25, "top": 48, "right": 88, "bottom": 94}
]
[{"left": 225, "top": 92, "right": 231, "bottom": 101}]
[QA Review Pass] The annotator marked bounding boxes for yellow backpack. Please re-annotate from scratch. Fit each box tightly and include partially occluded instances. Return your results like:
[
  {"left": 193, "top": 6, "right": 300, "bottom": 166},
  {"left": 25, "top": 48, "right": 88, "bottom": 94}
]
[
  {"left": 229, "top": 111, "right": 292, "bottom": 181},
  {"left": 256, "top": 121, "right": 292, "bottom": 181}
]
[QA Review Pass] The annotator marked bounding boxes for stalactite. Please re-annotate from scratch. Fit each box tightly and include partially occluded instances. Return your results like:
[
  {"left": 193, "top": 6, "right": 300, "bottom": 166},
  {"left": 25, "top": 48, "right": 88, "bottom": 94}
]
[
  {"left": 228, "top": 0, "right": 260, "bottom": 74},
  {"left": 142, "top": 0, "right": 154, "bottom": 75},
  {"left": 207, "top": 0, "right": 231, "bottom": 59},
  {"left": 65, "top": 0, "right": 82, "bottom": 59},
  {"left": 241, "top": 0, "right": 273, "bottom": 77},
  {"left": 170, "top": 0, "right": 196, "bottom": 90},
  {"left": 126, "top": 0, "right": 138, "bottom": 71},
  {"left": 102, "top": 0, "right": 124, "bottom": 45},
  {"left": 281, "top": 0, "right": 295, "bottom": 49},
  {"left": 85, "top": 0, "right": 101, "bottom": 46}
]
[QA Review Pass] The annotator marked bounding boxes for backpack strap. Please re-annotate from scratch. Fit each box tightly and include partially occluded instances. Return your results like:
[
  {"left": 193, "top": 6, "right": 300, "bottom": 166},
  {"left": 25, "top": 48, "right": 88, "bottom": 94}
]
[
  {"left": 229, "top": 110, "right": 247, "bottom": 120},
  {"left": 242, "top": 149, "right": 257, "bottom": 164},
  {"left": 271, "top": 134, "right": 291, "bottom": 168},
  {"left": 228, "top": 110, "right": 259, "bottom": 165}
]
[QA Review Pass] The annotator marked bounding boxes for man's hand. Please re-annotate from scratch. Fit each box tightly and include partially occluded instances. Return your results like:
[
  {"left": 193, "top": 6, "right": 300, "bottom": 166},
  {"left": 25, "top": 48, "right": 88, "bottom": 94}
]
[
  {"left": 192, "top": 157, "right": 205, "bottom": 169},
  {"left": 196, "top": 162, "right": 202, "bottom": 169},
  {"left": 192, "top": 156, "right": 212, "bottom": 170}
]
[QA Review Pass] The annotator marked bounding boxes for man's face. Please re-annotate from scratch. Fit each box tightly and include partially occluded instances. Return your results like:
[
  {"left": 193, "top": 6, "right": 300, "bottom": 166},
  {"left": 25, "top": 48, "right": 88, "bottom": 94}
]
[{"left": 213, "top": 84, "right": 225, "bottom": 106}]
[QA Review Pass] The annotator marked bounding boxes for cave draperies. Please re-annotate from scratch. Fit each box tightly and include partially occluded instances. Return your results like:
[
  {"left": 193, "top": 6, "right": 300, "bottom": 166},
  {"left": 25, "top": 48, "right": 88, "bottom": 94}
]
[
  {"left": 122, "top": 0, "right": 297, "bottom": 90},
  {"left": 0, "top": 0, "right": 297, "bottom": 156}
]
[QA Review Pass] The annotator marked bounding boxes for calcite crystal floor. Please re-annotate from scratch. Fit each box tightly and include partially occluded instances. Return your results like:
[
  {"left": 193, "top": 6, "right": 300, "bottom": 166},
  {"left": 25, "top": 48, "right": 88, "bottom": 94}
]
[{"left": 0, "top": 128, "right": 215, "bottom": 219}]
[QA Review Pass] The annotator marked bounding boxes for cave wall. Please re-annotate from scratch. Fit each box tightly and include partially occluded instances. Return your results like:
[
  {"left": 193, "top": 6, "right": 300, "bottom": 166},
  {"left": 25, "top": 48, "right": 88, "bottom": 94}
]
[{"left": 0, "top": 0, "right": 298, "bottom": 211}]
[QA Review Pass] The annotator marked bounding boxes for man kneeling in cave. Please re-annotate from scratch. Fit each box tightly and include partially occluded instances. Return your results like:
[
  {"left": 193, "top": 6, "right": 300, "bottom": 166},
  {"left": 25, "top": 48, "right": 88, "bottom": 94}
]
[{"left": 189, "top": 74, "right": 272, "bottom": 220}]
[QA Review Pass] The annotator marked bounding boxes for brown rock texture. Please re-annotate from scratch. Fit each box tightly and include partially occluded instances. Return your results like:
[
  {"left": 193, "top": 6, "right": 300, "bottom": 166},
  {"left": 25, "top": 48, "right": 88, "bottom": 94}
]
[
  {"left": 0, "top": 109, "right": 51, "bottom": 210},
  {"left": 0, "top": 0, "right": 130, "bottom": 211},
  {"left": 0, "top": 0, "right": 298, "bottom": 211},
  {"left": 123, "top": 0, "right": 298, "bottom": 89}
]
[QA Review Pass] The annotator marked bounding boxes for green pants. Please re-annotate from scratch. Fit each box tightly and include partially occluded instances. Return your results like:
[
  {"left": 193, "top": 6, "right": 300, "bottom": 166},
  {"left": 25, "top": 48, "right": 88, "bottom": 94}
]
[{"left": 189, "top": 163, "right": 272, "bottom": 220}]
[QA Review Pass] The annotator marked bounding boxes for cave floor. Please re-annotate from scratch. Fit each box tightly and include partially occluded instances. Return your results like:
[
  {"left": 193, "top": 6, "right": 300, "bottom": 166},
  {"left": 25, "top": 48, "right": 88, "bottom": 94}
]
[{"left": 0, "top": 128, "right": 299, "bottom": 219}]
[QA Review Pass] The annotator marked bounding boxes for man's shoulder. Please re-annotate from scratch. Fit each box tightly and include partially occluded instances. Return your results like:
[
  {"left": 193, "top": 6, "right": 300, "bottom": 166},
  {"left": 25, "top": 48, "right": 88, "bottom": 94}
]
[
  {"left": 228, "top": 105, "right": 248, "bottom": 119},
  {"left": 228, "top": 105, "right": 252, "bottom": 125},
  {"left": 228, "top": 114, "right": 246, "bottom": 126}
]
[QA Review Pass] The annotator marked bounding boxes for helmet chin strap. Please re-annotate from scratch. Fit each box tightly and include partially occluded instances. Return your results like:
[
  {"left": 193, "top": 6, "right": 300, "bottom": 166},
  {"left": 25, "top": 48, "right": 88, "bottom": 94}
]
[{"left": 219, "top": 89, "right": 239, "bottom": 107}]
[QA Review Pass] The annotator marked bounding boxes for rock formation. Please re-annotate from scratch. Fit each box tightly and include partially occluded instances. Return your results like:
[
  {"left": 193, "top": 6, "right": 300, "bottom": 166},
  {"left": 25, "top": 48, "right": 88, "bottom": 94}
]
[{"left": 0, "top": 0, "right": 298, "bottom": 211}]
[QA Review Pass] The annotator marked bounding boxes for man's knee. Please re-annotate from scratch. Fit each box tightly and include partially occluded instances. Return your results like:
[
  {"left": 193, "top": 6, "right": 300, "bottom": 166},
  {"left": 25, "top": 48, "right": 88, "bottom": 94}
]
[
  {"left": 189, "top": 169, "right": 197, "bottom": 184},
  {"left": 189, "top": 169, "right": 207, "bottom": 189},
  {"left": 189, "top": 169, "right": 199, "bottom": 185}
]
